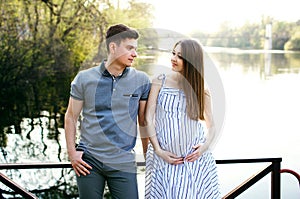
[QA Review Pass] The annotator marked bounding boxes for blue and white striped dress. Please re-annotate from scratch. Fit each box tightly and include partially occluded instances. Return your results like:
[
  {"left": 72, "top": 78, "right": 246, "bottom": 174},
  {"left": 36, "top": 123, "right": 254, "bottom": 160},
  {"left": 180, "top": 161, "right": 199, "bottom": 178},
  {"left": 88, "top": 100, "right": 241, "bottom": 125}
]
[{"left": 145, "top": 78, "right": 220, "bottom": 199}]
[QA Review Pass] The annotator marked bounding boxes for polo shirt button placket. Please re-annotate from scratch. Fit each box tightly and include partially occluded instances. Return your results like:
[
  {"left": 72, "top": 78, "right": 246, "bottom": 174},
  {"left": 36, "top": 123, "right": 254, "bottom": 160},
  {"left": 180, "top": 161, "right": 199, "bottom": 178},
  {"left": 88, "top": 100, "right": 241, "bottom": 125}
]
[{"left": 112, "top": 76, "right": 116, "bottom": 92}]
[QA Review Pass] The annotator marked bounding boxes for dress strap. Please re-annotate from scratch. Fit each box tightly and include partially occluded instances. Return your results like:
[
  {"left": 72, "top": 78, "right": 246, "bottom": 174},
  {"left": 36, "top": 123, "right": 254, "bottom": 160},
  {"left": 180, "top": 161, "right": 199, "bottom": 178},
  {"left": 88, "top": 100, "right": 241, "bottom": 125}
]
[{"left": 157, "top": 74, "right": 166, "bottom": 87}]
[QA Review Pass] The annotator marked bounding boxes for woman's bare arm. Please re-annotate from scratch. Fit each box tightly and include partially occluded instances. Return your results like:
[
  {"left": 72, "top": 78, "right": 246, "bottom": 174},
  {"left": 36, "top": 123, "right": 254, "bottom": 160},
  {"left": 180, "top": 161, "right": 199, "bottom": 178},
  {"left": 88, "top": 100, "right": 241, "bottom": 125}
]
[{"left": 145, "top": 77, "right": 183, "bottom": 165}]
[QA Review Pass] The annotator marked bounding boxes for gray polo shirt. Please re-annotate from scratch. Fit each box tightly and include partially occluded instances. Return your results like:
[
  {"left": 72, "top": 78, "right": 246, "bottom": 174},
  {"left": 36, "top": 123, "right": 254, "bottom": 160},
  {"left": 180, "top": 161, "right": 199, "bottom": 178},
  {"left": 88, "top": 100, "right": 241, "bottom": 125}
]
[{"left": 70, "top": 61, "right": 150, "bottom": 168}]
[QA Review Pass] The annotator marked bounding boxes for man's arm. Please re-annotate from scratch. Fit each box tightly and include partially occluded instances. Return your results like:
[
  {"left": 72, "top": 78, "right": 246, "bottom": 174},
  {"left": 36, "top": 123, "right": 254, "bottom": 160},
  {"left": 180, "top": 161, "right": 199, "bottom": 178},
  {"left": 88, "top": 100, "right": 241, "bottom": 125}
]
[
  {"left": 65, "top": 97, "right": 82, "bottom": 159},
  {"left": 138, "top": 100, "right": 149, "bottom": 157},
  {"left": 64, "top": 97, "right": 91, "bottom": 176}
]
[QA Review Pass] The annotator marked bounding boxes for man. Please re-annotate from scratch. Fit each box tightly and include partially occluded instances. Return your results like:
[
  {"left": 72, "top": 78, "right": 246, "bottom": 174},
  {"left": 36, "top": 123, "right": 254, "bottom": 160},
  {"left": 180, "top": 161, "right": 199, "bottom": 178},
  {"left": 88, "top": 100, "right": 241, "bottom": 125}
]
[{"left": 64, "top": 24, "right": 150, "bottom": 198}]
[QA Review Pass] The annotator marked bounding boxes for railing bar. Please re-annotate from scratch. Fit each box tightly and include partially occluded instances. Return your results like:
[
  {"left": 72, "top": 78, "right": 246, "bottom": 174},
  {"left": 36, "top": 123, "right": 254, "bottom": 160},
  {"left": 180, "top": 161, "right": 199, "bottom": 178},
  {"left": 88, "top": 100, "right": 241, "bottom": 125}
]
[
  {"left": 0, "top": 162, "right": 146, "bottom": 169},
  {"left": 0, "top": 158, "right": 282, "bottom": 170},
  {"left": 280, "top": 169, "right": 300, "bottom": 186},
  {"left": 223, "top": 164, "right": 273, "bottom": 198},
  {"left": 0, "top": 163, "right": 72, "bottom": 170},
  {"left": 0, "top": 172, "right": 38, "bottom": 199},
  {"left": 216, "top": 158, "right": 282, "bottom": 164}
]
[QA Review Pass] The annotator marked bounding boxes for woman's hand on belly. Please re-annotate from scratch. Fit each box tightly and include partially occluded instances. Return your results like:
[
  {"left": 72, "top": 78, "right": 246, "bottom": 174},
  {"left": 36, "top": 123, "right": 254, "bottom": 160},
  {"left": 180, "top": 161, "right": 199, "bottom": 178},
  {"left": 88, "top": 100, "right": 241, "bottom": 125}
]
[
  {"left": 155, "top": 148, "right": 184, "bottom": 165},
  {"left": 184, "top": 143, "right": 203, "bottom": 162}
]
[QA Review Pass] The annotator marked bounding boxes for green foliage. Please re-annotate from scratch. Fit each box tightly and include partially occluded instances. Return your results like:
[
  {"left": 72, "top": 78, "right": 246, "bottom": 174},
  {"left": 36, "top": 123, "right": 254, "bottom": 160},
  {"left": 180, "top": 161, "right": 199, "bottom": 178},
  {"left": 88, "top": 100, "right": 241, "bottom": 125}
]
[
  {"left": 190, "top": 17, "right": 300, "bottom": 51},
  {"left": 0, "top": 0, "right": 154, "bottom": 147},
  {"left": 92, "top": 0, "right": 155, "bottom": 63},
  {"left": 285, "top": 26, "right": 300, "bottom": 51},
  {"left": 271, "top": 21, "right": 293, "bottom": 50}
]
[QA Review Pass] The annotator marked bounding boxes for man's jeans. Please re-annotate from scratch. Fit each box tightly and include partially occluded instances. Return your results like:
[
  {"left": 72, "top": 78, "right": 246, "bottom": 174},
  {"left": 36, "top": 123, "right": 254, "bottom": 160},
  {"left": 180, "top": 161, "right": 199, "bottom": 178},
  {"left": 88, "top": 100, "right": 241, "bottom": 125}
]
[{"left": 76, "top": 152, "right": 138, "bottom": 199}]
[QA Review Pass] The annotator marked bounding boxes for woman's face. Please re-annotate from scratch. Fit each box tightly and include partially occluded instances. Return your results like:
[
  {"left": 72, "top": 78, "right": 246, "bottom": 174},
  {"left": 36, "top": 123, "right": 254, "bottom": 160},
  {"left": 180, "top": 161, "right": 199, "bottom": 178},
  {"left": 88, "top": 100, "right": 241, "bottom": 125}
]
[{"left": 171, "top": 44, "right": 184, "bottom": 73}]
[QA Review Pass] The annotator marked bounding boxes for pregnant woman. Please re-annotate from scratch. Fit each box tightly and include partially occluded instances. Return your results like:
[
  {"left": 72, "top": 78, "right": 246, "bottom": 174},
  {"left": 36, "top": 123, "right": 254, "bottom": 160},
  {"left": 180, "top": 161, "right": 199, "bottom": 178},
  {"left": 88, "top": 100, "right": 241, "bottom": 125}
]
[{"left": 145, "top": 39, "right": 220, "bottom": 199}]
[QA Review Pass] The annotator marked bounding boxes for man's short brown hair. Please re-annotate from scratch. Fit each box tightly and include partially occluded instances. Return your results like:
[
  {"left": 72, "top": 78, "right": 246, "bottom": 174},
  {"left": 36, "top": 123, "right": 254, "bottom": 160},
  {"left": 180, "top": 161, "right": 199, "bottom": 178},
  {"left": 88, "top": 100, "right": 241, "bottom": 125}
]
[{"left": 105, "top": 24, "right": 139, "bottom": 51}]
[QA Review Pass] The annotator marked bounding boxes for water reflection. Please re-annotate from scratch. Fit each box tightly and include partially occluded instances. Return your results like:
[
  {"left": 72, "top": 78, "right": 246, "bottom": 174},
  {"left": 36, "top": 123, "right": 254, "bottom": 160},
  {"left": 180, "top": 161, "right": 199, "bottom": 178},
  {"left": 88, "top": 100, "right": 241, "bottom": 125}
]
[
  {"left": 207, "top": 48, "right": 300, "bottom": 78},
  {"left": 0, "top": 116, "right": 76, "bottom": 198},
  {"left": 264, "top": 52, "right": 272, "bottom": 77},
  {"left": 206, "top": 49, "right": 300, "bottom": 198}
]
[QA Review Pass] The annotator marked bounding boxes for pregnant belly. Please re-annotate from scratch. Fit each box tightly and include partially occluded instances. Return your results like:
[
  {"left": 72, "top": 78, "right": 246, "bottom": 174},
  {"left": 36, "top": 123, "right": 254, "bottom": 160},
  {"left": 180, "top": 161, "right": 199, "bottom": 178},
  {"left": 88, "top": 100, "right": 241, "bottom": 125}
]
[{"left": 157, "top": 132, "right": 204, "bottom": 157}]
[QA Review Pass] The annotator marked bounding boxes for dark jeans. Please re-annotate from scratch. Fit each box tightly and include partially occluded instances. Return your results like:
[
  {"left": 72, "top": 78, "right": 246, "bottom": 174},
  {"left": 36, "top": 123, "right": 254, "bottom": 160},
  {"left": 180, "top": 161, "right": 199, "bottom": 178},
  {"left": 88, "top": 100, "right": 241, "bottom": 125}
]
[{"left": 77, "top": 152, "right": 138, "bottom": 199}]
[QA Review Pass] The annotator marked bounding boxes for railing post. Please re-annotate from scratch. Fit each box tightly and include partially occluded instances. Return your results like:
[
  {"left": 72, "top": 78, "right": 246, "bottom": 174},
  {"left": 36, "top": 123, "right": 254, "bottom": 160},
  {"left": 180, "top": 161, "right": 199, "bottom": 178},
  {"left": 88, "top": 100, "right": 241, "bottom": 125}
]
[{"left": 271, "top": 159, "right": 281, "bottom": 199}]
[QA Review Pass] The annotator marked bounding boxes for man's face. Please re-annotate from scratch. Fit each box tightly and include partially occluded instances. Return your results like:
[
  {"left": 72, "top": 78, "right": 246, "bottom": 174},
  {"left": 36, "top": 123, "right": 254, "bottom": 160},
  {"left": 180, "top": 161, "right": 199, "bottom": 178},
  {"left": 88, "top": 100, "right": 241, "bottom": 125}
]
[{"left": 113, "top": 38, "right": 138, "bottom": 67}]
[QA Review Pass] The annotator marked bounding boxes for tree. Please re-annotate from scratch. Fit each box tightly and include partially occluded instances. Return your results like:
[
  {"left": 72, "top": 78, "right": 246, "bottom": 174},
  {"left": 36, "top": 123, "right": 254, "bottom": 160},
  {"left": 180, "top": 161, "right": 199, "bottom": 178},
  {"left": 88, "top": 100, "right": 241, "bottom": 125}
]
[
  {"left": 0, "top": 0, "right": 154, "bottom": 149},
  {"left": 272, "top": 21, "right": 292, "bottom": 50},
  {"left": 284, "top": 26, "right": 300, "bottom": 51}
]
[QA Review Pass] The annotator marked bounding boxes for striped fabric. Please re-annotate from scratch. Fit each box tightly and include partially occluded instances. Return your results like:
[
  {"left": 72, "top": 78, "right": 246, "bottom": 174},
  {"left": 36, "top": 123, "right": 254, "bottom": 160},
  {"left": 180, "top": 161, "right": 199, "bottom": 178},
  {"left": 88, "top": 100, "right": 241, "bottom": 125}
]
[{"left": 145, "top": 79, "right": 220, "bottom": 199}]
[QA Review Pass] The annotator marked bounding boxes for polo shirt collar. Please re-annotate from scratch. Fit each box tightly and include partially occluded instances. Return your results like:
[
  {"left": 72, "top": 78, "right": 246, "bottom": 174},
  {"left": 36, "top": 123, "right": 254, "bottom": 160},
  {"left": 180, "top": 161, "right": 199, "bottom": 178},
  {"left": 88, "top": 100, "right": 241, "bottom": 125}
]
[{"left": 100, "top": 60, "right": 129, "bottom": 77}]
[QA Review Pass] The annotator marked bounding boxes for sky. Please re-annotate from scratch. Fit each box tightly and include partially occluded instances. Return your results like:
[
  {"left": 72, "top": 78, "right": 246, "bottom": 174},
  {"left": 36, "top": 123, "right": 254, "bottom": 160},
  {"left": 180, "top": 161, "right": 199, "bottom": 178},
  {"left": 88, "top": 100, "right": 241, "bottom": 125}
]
[{"left": 141, "top": 0, "right": 299, "bottom": 34}]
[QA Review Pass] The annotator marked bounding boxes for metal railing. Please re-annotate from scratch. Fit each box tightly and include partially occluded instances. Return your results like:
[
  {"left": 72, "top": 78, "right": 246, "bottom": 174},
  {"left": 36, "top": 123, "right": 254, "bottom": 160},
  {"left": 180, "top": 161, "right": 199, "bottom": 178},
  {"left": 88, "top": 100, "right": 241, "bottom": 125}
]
[
  {"left": 216, "top": 158, "right": 282, "bottom": 199},
  {"left": 0, "top": 163, "right": 72, "bottom": 199},
  {"left": 280, "top": 169, "right": 300, "bottom": 187},
  {"left": 0, "top": 172, "right": 38, "bottom": 199},
  {"left": 1, "top": 157, "right": 298, "bottom": 199}
]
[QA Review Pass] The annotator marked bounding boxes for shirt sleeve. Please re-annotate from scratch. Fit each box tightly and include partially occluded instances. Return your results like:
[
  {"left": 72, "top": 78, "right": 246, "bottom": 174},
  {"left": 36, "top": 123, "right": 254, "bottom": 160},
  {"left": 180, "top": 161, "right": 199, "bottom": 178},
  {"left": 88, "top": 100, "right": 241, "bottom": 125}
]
[
  {"left": 70, "top": 72, "right": 84, "bottom": 101},
  {"left": 140, "top": 74, "right": 151, "bottom": 101}
]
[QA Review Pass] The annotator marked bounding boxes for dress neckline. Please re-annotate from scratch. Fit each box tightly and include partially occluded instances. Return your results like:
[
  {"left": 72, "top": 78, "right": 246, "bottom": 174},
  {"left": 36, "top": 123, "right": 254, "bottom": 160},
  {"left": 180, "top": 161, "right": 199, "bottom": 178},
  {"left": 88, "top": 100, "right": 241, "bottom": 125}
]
[{"left": 160, "top": 74, "right": 183, "bottom": 91}]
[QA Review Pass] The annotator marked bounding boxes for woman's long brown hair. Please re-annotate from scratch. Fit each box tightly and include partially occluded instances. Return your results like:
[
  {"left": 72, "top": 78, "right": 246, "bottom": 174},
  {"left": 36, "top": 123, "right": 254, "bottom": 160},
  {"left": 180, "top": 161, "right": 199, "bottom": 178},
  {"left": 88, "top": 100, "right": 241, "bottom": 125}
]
[{"left": 174, "top": 39, "right": 205, "bottom": 120}]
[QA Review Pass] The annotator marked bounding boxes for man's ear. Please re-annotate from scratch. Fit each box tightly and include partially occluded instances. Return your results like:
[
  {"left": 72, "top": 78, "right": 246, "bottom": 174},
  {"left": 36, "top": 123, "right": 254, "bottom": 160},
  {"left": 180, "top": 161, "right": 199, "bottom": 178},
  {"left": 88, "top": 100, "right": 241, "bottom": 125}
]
[{"left": 109, "top": 42, "right": 116, "bottom": 54}]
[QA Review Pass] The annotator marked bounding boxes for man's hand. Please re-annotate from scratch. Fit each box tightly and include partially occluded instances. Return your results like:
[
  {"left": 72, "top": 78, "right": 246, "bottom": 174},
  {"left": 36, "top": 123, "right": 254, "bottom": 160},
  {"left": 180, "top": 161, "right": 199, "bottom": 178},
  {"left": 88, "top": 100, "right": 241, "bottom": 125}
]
[{"left": 69, "top": 151, "right": 92, "bottom": 176}]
